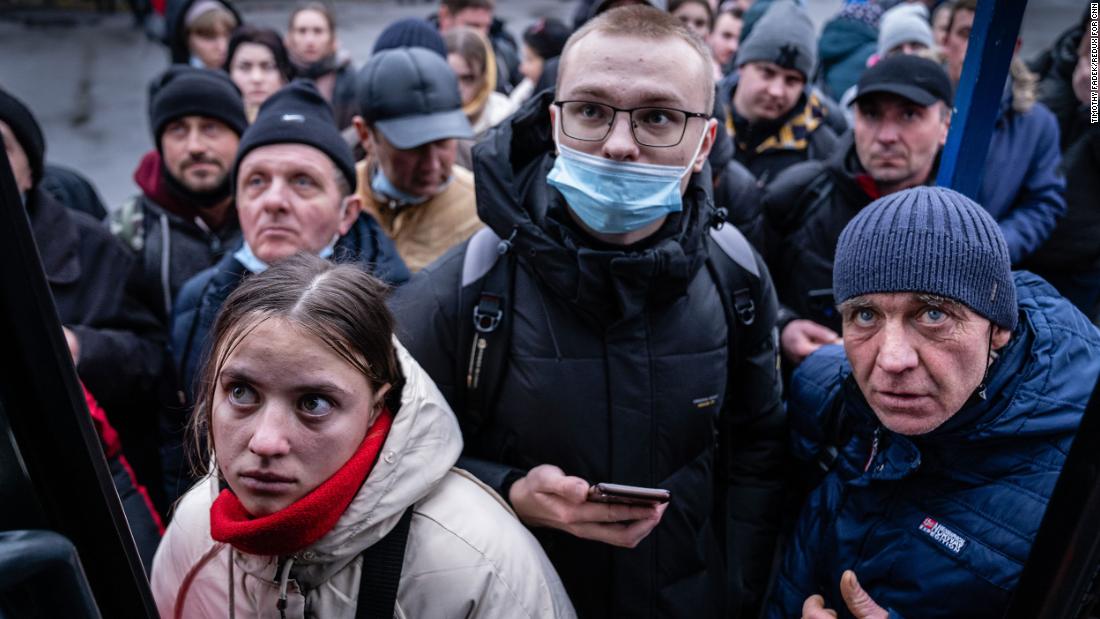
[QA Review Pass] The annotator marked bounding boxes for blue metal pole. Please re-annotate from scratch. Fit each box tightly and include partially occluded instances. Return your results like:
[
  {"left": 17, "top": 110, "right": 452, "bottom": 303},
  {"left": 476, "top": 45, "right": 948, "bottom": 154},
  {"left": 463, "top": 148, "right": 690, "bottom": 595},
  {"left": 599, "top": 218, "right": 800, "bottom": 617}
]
[{"left": 935, "top": 0, "right": 1029, "bottom": 199}]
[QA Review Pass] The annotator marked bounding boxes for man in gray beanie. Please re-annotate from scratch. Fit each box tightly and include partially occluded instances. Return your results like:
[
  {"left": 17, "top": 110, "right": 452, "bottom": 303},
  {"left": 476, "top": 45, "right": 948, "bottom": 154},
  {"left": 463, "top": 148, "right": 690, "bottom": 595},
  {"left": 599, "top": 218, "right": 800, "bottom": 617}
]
[
  {"left": 719, "top": 0, "right": 840, "bottom": 183},
  {"left": 767, "top": 186, "right": 1100, "bottom": 618}
]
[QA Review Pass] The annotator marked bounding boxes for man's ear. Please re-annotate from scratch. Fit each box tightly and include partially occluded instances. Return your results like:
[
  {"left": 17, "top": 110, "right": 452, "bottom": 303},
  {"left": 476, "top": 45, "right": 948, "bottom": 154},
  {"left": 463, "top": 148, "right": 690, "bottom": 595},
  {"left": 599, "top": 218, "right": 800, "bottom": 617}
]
[
  {"left": 991, "top": 324, "right": 1012, "bottom": 351},
  {"left": 338, "top": 193, "right": 362, "bottom": 235},
  {"left": 353, "top": 116, "right": 372, "bottom": 148},
  {"left": 438, "top": 5, "right": 452, "bottom": 30},
  {"left": 939, "top": 104, "right": 952, "bottom": 147},
  {"left": 548, "top": 104, "right": 558, "bottom": 152},
  {"left": 692, "top": 118, "right": 718, "bottom": 173}
]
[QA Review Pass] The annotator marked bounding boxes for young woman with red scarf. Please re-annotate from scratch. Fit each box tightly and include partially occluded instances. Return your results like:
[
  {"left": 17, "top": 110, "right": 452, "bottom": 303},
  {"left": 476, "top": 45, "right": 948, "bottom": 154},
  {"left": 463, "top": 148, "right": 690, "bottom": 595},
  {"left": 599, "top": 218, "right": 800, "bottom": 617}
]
[{"left": 150, "top": 254, "right": 574, "bottom": 618}]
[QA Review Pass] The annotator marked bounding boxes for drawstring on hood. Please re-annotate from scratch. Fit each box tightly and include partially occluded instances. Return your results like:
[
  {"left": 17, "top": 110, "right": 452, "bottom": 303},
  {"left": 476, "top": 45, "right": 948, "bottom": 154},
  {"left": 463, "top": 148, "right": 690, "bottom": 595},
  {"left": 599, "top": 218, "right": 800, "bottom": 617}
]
[{"left": 276, "top": 557, "right": 295, "bottom": 619}]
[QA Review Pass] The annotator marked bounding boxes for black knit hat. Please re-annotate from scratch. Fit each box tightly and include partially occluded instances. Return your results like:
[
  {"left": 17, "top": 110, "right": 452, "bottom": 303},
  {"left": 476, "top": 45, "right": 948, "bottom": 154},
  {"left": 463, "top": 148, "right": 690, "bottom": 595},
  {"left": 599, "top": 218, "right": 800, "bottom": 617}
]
[
  {"left": 833, "top": 186, "right": 1017, "bottom": 330},
  {"left": 523, "top": 18, "right": 570, "bottom": 60},
  {"left": 149, "top": 66, "right": 248, "bottom": 149},
  {"left": 372, "top": 18, "right": 447, "bottom": 58},
  {"left": 0, "top": 88, "right": 45, "bottom": 185},
  {"left": 233, "top": 81, "right": 356, "bottom": 193}
]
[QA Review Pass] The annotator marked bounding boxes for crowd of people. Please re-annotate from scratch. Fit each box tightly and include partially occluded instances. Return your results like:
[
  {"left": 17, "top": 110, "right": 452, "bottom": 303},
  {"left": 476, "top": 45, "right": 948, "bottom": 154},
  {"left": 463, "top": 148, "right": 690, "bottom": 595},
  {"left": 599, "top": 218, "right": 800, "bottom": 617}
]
[{"left": 2, "top": 0, "right": 1099, "bottom": 617}]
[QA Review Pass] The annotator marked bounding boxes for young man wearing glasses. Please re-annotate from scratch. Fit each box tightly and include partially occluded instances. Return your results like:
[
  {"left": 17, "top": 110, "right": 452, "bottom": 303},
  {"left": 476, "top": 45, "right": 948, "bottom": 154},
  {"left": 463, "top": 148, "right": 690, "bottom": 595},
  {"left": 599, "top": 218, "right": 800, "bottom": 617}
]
[{"left": 392, "top": 6, "right": 785, "bottom": 618}]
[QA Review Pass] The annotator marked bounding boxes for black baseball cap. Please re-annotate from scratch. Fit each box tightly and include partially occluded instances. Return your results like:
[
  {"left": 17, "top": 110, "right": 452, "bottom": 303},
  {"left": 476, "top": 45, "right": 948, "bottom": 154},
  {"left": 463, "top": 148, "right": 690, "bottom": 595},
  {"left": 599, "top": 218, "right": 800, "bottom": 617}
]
[
  {"left": 356, "top": 47, "right": 474, "bottom": 150},
  {"left": 853, "top": 55, "right": 954, "bottom": 107}
]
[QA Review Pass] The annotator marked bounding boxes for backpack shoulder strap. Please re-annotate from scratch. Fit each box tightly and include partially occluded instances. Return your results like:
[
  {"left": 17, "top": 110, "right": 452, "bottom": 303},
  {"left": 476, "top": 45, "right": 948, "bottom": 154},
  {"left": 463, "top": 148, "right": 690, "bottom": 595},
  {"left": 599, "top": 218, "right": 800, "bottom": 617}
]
[
  {"left": 355, "top": 505, "right": 415, "bottom": 619},
  {"left": 108, "top": 196, "right": 146, "bottom": 253},
  {"left": 457, "top": 227, "right": 516, "bottom": 435},
  {"left": 704, "top": 223, "right": 767, "bottom": 554},
  {"left": 707, "top": 224, "right": 761, "bottom": 330}
]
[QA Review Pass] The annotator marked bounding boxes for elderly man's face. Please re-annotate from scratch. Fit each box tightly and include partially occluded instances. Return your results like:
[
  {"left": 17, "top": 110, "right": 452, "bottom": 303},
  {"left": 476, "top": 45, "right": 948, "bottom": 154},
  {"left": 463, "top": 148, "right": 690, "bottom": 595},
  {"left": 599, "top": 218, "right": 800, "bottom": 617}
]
[
  {"left": 841, "top": 292, "right": 1011, "bottom": 435},
  {"left": 854, "top": 93, "right": 948, "bottom": 194},
  {"left": 237, "top": 143, "right": 359, "bottom": 264}
]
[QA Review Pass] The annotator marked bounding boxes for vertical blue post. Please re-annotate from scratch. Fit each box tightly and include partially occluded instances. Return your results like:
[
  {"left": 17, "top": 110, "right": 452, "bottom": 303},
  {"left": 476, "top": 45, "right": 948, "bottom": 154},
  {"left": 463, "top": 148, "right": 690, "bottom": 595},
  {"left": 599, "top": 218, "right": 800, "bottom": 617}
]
[{"left": 935, "top": 0, "right": 1028, "bottom": 199}]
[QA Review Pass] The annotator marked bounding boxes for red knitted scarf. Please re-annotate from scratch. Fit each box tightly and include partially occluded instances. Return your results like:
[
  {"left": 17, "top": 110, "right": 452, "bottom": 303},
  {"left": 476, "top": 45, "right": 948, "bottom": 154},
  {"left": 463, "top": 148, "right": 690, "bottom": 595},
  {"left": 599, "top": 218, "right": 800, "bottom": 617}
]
[{"left": 209, "top": 408, "right": 394, "bottom": 556}]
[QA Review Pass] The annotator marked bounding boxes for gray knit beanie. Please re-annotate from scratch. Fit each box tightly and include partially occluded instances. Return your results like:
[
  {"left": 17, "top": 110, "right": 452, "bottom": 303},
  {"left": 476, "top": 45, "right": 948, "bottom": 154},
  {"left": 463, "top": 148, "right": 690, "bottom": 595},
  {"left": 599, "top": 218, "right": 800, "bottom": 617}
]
[
  {"left": 877, "top": 3, "right": 934, "bottom": 58},
  {"left": 833, "top": 186, "right": 1018, "bottom": 330},
  {"left": 735, "top": 0, "right": 816, "bottom": 79}
]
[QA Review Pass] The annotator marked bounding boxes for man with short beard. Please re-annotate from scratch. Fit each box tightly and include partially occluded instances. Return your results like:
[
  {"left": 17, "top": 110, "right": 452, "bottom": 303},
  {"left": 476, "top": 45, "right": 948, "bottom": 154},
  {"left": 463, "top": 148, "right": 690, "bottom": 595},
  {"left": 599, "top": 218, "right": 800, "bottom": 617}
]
[
  {"left": 112, "top": 67, "right": 247, "bottom": 328},
  {"left": 762, "top": 55, "right": 952, "bottom": 366},
  {"left": 111, "top": 67, "right": 247, "bottom": 502}
]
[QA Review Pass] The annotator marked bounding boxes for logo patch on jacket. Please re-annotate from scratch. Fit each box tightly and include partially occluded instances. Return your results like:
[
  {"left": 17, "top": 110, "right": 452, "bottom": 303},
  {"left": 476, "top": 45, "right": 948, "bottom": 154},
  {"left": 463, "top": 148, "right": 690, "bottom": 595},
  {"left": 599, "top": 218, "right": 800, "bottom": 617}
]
[{"left": 918, "top": 517, "right": 967, "bottom": 554}]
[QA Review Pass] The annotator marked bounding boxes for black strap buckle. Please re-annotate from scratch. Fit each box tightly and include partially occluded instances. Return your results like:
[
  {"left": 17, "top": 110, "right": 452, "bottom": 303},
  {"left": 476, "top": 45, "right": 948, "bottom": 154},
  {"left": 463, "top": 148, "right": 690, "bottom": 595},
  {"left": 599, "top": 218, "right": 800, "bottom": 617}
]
[
  {"left": 733, "top": 288, "right": 755, "bottom": 326},
  {"left": 473, "top": 293, "right": 503, "bottom": 333}
]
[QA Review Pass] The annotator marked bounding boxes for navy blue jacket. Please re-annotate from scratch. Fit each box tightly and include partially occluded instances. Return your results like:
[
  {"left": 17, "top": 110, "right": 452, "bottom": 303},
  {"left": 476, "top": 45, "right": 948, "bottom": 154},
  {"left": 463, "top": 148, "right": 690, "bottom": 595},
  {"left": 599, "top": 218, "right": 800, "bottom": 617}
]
[
  {"left": 980, "top": 85, "right": 1066, "bottom": 266},
  {"left": 170, "top": 213, "right": 410, "bottom": 401},
  {"left": 768, "top": 272, "right": 1100, "bottom": 618}
]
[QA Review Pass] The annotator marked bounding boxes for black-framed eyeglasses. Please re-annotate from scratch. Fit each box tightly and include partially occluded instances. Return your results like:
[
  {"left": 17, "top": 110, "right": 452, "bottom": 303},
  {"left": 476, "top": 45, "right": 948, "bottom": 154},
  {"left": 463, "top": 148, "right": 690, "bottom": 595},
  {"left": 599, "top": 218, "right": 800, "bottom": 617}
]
[{"left": 553, "top": 100, "right": 710, "bottom": 148}]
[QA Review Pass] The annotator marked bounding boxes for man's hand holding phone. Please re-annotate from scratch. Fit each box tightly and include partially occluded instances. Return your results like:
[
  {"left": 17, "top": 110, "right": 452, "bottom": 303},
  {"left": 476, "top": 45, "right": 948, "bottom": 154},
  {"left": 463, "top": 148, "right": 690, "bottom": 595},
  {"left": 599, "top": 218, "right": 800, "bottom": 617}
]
[{"left": 509, "top": 464, "right": 668, "bottom": 549}]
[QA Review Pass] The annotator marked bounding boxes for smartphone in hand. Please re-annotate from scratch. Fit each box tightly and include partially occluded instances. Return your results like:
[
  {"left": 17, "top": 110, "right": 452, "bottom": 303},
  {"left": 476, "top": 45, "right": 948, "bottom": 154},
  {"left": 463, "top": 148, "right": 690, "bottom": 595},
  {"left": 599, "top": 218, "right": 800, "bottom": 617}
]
[{"left": 588, "top": 482, "right": 671, "bottom": 506}]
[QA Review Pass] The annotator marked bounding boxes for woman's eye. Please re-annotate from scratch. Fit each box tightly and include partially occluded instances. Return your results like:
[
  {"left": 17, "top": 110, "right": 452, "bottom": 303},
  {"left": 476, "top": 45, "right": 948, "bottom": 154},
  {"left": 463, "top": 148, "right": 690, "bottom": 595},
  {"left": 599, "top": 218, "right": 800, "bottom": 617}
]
[
  {"left": 228, "top": 383, "right": 257, "bottom": 405},
  {"left": 300, "top": 394, "right": 334, "bottom": 416}
]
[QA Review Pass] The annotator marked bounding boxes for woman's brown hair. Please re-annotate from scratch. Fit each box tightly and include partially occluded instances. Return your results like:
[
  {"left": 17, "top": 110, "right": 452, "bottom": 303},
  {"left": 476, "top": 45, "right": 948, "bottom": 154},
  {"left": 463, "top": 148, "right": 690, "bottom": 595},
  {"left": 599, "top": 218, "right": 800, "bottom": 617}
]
[{"left": 188, "top": 253, "right": 405, "bottom": 474}]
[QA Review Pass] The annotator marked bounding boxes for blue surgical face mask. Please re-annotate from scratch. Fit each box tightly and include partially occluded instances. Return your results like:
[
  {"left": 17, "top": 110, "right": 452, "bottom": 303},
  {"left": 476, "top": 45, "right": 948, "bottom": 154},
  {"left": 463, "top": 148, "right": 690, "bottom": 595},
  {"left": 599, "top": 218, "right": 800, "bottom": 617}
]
[
  {"left": 546, "top": 116, "right": 707, "bottom": 234},
  {"left": 371, "top": 167, "right": 454, "bottom": 207},
  {"left": 235, "top": 203, "right": 347, "bottom": 274}
]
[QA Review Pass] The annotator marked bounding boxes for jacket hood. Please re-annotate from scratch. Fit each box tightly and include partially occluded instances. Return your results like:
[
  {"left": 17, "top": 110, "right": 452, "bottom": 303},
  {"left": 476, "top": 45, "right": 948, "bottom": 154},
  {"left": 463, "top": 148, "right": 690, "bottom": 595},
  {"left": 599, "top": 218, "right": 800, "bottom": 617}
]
[
  {"left": 471, "top": 89, "right": 717, "bottom": 323},
  {"left": 793, "top": 272, "right": 1100, "bottom": 451},
  {"left": 165, "top": 0, "right": 242, "bottom": 65},
  {"left": 234, "top": 342, "right": 463, "bottom": 587}
]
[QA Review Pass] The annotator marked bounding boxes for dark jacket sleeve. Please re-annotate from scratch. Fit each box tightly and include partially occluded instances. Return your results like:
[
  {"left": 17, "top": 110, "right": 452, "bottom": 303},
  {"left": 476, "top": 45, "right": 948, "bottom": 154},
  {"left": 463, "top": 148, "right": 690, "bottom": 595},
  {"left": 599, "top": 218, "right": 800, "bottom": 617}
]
[
  {"left": 723, "top": 250, "right": 788, "bottom": 616},
  {"left": 996, "top": 106, "right": 1067, "bottom": 265},
  {"left": 389, "top": 244, "right": 525, "bottom": 497},
  {"left": 70, "top": 242, "right": 168, "bottom": 408}
]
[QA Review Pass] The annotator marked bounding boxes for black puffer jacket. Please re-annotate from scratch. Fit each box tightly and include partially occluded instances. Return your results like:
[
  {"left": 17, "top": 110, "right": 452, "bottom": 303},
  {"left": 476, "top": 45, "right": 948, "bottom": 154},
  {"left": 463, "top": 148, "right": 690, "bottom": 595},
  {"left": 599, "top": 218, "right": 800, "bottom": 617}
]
[
  {"left": 391, "top": 92, "right": 786, "bottom": 618},
  {"left": 762, "top": 132, "right": 877, "bottom": 332}
]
